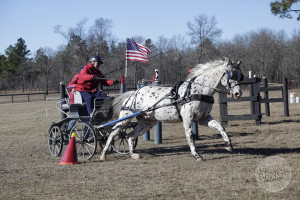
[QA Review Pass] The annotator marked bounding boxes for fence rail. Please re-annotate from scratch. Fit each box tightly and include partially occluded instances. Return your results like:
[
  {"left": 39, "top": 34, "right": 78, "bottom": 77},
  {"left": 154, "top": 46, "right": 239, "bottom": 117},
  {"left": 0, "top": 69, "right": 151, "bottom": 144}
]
[
  {"left": 218, "top": 77, "right": 289, "bottom": 126},
  {"left": 0, "top": 92, "right": 59, "bottom": 103}
]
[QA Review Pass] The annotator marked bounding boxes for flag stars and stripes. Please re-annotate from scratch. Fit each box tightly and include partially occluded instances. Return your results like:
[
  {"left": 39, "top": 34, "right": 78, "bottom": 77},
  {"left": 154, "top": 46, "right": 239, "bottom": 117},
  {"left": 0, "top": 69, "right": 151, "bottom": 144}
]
[{"left": 126, "top": 38, "right": 151, "bottom": 63}]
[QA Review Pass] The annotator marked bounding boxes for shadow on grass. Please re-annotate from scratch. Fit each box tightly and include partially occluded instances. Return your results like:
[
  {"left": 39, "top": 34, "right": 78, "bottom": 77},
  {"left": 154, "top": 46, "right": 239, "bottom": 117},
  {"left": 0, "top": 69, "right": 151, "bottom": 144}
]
[
  {"left": 141, "top": 143, "right": 300, "bottom": 158},
  {"left": 232, "top": 147, "right": 300, "bottom": 156},
  {"left": 261, "top": 119, "right": 300, "bottom": 125}
]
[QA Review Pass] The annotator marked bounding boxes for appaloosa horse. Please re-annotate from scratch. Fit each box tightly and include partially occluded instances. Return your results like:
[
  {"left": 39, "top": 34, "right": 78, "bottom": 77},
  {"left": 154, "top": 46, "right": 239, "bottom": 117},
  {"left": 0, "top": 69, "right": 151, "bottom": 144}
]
[{"left": 100, "top": 58, "right": 244, "bottom": 161}]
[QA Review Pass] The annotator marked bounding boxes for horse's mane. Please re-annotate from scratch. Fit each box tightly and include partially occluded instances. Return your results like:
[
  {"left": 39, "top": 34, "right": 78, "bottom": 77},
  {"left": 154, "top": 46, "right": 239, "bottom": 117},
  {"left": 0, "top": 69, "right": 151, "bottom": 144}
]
[{"left": 187, "top": 58, "right": 227, "bottom": 80}]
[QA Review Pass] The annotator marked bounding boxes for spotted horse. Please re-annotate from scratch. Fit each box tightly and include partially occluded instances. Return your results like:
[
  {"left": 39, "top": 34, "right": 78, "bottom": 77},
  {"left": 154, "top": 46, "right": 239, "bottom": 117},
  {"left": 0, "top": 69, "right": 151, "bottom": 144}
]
[{"left": 100, "top": 58, "right": 244, "bottom": 161}]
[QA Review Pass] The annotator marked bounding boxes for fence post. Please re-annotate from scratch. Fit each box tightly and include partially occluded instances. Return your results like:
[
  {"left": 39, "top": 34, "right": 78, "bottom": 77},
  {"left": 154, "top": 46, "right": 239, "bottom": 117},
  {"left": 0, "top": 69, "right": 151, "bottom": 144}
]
[
  {"left": 120, "top": 76, "right": 125, "bottom": 94},
  {"left": 253, "top": 78, "right": 261, "bottom": 125},
  {"left": 12, "top": 95, "right": 14, "bottom": 103},
  {"left": 60, "top": 82, "right": 67, "bottom": 119},
  {"left": 218, "top": 89, "right": 228, "bottom": 127},
  {"left": 262, "top": 77, "right": 270, "bottom": 116},
  {"left": 192, "top": 122, "right": 199, "bottom": 140},
  {"left": 153, "top": 69, "right": 162, "bottom": 144},
  {"left": 283, "top": 77, "right": 289, "bottom": 117}
]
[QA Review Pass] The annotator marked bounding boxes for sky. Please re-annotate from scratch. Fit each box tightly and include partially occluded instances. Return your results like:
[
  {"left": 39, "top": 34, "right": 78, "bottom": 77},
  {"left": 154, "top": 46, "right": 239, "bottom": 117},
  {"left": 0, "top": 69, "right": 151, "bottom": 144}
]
[{"left": 0, "top": 0, "right": 299, "bottom": 56}]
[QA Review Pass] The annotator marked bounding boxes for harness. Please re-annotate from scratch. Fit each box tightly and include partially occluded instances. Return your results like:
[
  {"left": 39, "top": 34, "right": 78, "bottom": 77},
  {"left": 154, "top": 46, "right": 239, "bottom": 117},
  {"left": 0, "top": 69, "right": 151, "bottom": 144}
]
[
  {"left": 121, "top": 64, "right": 243, "bottom": 121},
  {"left": 121, "top": 77, "right": 216, "bottom": 121},
  {"left": 170, "top": 77, "right": 214, "bottom": 121}
]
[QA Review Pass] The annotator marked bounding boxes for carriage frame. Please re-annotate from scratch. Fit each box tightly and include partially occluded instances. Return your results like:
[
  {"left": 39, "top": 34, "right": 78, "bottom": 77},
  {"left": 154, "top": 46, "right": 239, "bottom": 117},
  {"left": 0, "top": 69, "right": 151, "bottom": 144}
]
[{"left": 48, "top": 89, "right": 138, "bottom": 161}]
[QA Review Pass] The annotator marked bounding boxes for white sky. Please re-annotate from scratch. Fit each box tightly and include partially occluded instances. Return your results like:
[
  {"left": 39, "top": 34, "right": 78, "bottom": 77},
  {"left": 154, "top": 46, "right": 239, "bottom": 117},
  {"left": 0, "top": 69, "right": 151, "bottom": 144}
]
[{"left": 0, "top": 0, "right": 299, "bottom": 55}]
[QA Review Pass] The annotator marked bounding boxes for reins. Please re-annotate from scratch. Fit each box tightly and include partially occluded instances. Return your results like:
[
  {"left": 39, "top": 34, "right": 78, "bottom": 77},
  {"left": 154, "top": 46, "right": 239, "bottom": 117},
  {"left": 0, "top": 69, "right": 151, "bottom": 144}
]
[{"left": 121, "top": 65, "right": 242, "bottom": 117}]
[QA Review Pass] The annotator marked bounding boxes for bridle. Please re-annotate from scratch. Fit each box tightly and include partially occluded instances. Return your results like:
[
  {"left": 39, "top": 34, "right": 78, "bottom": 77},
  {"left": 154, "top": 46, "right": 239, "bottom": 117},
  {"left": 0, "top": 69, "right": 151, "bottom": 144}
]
[
  {"left": 224, "top": 65, "right": 244, "bottom": 94},
  {"left": 187, "top": 65, "right": 244, "bottom": 95}
]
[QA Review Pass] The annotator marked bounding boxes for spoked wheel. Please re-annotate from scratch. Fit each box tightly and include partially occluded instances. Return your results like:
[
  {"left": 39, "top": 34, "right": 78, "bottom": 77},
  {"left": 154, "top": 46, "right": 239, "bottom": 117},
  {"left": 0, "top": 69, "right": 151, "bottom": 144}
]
[
  {"left": 48, "top": 126, "right": 63, "bottom": 156},
  {"left": 70, "top": 122, "right": 97, "bottom": 160},
  {"left": 111, "top": 129, "right": 138, "bottom": 155}
]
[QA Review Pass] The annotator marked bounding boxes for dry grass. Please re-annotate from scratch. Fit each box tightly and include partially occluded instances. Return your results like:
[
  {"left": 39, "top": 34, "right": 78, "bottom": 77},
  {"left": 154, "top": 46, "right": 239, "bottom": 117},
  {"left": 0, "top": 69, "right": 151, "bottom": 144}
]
[{"left": 0, "top": 90, "right": 300, "bottom": 199}]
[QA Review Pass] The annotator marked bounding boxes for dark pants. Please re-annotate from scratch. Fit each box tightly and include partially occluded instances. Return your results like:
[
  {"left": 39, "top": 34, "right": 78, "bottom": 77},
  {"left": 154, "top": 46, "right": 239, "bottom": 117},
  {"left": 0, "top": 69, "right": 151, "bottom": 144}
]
[{"left": 80, "top": 91, "right": 103, "bottom": 114}]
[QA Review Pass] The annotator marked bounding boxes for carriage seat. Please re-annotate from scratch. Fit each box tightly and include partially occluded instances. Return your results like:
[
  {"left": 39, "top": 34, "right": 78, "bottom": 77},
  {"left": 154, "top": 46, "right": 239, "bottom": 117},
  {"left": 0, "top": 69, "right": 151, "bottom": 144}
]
[
  {"left": 73, "top": 91, "right": 84, "bottom": 104},
  {"left": 66, "top": 91, "right": 88, "bottom": 117},
  {"left": 69, "top": 91, "right": 105, "bottom": 118}
]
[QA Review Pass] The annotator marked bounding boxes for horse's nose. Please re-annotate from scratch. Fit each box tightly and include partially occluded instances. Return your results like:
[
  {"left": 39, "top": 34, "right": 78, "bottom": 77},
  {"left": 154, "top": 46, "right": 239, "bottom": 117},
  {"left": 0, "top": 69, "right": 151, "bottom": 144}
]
[{"left": 235, "top": 90, "right": 242, "bottom": 97}]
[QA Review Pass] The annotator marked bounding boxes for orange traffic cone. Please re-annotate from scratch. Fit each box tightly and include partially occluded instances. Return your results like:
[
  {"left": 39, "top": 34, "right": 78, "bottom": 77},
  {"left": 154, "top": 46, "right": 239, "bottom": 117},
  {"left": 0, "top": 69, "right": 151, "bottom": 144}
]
[{"left": 59, "top": 132, "right": 80, "bottom": 165}]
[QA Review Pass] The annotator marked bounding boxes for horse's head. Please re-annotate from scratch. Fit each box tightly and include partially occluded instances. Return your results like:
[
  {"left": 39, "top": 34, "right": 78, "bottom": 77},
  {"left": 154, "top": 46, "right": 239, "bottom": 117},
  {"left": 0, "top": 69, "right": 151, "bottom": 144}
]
[{"left": 221, "top": 58, "right": 244, "bottom": 99}]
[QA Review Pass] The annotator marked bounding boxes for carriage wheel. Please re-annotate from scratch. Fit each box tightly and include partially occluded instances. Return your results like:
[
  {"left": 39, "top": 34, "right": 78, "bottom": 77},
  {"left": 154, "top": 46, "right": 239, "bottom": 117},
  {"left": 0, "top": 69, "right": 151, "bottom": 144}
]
[
  {"left": 70, "top": 122, "right": 97, "bottom": 160},
  {"left": 48, "top": 126, "right": 63, "bottom": 156},
  {"left": 111, "top": 129, "right": 138, "bottom": 155}
]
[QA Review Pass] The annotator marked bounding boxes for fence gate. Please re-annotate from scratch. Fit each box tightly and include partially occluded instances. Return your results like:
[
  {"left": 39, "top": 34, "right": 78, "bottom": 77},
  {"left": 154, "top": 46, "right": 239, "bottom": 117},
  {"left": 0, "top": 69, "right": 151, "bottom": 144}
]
[
  {"left": 218, "top": 77, "right": 262, "bottom": 126},
  {"left": 218, "top": 77, "right": 289, "bottom": 127}
]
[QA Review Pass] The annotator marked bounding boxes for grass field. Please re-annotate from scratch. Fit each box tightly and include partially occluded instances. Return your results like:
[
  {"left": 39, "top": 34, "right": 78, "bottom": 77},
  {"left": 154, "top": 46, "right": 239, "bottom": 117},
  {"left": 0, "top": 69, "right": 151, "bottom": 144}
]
[{"left": 0, "top": 91, "right": 299, "bottom": 199}]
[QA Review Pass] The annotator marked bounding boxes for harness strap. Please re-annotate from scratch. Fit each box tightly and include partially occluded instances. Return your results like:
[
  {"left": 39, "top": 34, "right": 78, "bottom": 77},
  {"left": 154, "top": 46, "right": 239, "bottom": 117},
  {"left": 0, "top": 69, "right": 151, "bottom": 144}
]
[
  {"left": 188, "top": 94, "right": 214, "bottom": 104},
  {"left": 170, "top": 81, "right": 184, "bottom": 100},
  {"left": 120, "top": 79, "right": 214, "bottom": 122},
  {"left": 184, "top": 77, "right": 197, "bottom": 100}
]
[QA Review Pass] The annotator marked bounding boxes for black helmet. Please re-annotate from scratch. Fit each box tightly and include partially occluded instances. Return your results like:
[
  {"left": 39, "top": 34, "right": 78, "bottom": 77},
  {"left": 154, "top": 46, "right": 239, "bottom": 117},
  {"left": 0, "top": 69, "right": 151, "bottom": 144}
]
[{"left": 89, "top": 56, "right": 103, "bottom": 64}]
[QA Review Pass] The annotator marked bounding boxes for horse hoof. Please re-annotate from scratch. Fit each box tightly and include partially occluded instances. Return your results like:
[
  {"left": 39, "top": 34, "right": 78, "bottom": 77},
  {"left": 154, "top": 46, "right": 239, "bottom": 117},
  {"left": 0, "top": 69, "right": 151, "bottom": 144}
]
[
  {"left": 100, "top": 155, "right": 106, "bottom": 161},
  {"left": 131, "top": 154, "right": 140, "bottom": 160},
  {"left": 196, "top": 157, "right": 205, "bottom": 162},
  {"left": 225, "top": 144, "right": 234, "bottom": 152}
]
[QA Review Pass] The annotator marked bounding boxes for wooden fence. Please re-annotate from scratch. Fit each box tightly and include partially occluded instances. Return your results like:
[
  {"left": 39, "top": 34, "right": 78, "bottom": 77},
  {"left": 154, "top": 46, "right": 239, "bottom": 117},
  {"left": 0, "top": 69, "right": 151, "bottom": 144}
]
[
  {"left": 218, "top": 77, "right": 289, "bottom": 126},
  {"left": 0, "top": 92, "right": 59, "bottom": 103}
]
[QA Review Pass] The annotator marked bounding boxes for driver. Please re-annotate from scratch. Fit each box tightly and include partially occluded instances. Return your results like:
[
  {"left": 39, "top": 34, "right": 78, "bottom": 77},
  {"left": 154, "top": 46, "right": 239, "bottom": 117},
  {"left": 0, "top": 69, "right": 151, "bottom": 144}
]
[{"left": 75, "top": 56, "right": 119, "bottom": 116}]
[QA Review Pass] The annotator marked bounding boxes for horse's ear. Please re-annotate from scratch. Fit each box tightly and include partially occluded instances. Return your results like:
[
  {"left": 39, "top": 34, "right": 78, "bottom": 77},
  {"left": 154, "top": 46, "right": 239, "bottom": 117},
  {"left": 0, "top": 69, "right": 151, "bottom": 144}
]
[
  {"left": 237, "top": 60, "right": 242, "bottom": 67},
  {"left": 228, "top": 58, "right": 232, "bottom": 65}
]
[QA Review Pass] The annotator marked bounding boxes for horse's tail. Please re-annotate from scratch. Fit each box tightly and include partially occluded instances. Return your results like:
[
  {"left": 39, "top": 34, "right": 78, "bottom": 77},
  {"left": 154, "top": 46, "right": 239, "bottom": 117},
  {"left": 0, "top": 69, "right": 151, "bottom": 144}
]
[{"left": 112, "top": 91, "right": 135, "bottom": 118}]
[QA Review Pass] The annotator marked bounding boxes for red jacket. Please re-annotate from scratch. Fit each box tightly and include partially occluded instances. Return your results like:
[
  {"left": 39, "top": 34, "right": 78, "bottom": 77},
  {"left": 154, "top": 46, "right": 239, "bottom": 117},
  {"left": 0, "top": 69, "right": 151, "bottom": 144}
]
[
  {"left": 75, "top": 63, "right": 114, "bottom": 92},
  {"left": 67, "top": 73, "right": 80, "bottom": 103},
  {"left": 67, "top": 73, "right": 80, "bottom": 89}
]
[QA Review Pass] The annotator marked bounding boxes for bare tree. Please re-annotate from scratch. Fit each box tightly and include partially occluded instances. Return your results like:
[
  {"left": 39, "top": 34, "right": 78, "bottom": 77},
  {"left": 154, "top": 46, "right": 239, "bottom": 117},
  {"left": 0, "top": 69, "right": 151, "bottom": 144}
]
[
  {"left": 187, "top": 14, "right": 222, "bottom": 64},
  {"left": 35, "top": 48, "right": 54, "bottom": 93},
  {"left": 87, "top": 18, "right": 114, "bottom": 61}
]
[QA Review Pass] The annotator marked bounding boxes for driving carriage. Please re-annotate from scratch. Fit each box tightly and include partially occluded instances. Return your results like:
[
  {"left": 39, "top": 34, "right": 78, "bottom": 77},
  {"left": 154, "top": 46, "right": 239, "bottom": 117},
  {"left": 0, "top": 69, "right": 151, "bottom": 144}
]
[{"left": 48, "top": 89, "right": 138, "bottom": 161}]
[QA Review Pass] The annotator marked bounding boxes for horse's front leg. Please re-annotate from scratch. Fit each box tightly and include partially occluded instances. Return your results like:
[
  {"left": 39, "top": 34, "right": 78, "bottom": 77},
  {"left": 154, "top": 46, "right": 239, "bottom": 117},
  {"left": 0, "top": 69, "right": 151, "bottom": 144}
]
[
  {"left": 183, "top": 119, "right": 204, "bottom": 161},
  {"left": 199, "top": 115, "right": 233, "bottom": 152}
]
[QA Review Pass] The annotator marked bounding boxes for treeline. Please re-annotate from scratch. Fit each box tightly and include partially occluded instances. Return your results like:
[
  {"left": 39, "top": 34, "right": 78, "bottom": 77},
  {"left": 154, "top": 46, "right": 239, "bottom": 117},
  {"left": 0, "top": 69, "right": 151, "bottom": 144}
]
[{"left": 0, "top": 16, "right": 300, "bottom": 93}]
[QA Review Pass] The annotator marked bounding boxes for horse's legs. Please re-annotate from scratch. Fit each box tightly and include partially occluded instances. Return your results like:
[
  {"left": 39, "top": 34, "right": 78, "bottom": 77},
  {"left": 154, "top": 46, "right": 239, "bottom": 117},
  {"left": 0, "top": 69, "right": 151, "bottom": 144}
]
[
  {"left": 100, "top": 111, "right": 133, "bottom": 161},
  {"left": 199, "top": 115, "right": 233, "bottom": 152},
  {"left": 183, "top": 118, "right": 204, "bottom": 161},
  {"left": 127, "top": 119, "right": 157, "bottom": 160}
]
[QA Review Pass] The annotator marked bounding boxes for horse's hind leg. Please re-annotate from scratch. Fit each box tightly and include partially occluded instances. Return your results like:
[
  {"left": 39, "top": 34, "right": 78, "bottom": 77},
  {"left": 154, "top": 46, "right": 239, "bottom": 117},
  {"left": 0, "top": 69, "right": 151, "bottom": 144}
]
[
  {"left": 199, "top": 115, "right": 233, "bottom": 152},
  {"left": 127, "top": 119, "right": 157, "bottom": 160},
  {"left": 100, "top": 119, "right": 131, "bottom": 161}
]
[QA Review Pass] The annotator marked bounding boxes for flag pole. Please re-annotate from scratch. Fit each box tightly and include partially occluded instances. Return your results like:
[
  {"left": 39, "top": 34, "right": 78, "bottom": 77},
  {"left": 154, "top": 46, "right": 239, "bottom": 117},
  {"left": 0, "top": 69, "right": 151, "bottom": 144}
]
[
  {"left": 125, "top": 38, "right": 128, "bottom": 79},
  {"left": 123, "top": 39, "right": 128, "bottom": 93},
  {"left": 125, "top": 59, "right": 128, "bottom": 79}
]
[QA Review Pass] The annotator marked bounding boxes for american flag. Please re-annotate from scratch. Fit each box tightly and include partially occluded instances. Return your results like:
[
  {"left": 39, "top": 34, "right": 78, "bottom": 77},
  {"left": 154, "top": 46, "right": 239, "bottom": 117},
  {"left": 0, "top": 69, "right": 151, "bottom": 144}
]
[{"left": 126, "top": 38, "right": 151, "bottom": 63}]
